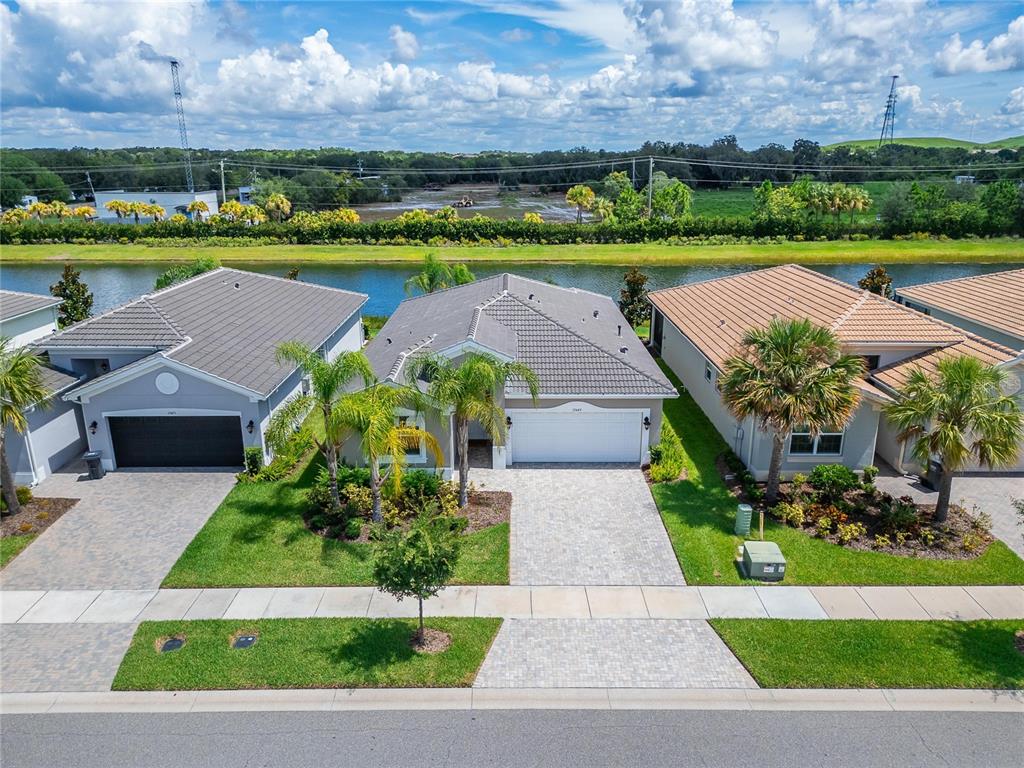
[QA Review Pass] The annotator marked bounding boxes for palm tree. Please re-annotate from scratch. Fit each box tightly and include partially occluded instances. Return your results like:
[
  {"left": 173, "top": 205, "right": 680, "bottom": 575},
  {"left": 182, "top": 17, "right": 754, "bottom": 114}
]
[
  {"left": 592, "top": 196, "right": 616, "bottom": 224},
  {"left": 848, "top": 187, "right": 872, "bottom": 223},
  {"left": 128, "top": 201, "right": 144, "bottom": 225},
  {"left": 565, "top": 184, "right": 595, "bottom": 224},
  {"left": 147, "top": 204, "right": 166, "bottom": 222},
  {"left": 404, "top": 253, "right": 475, "bottom": 295},
  {"left": 27, "top": 201, "right": 52, "bottom": 220},
  {"left": 720, "top": 318, "right": 864, "bottom": 503},
  {"left": 264, "top": 193, "right": 292, "bottom": 223},
  {"left": 72, "top": 206, "right": 96, "bottom": 220},
  {"left": 220, "top": 200, "right": 245, "bottom": 221},
  {"left": 186, "top": 199, "right": 208, "bottom": 222},
  {"left": 884, "top": 356, "right": 1023, "bottom": 522},
  {"left": 243, "top": 205, "right": 267, "bottom": 225},
  {"left": 266, "top": 343, "right": 373, "bottom": 513},
  {"left": 409, "top": 352, "right": 539, "bottom": 507},
  {"left": 0, "top": 338, "right": 49, "bottom": 516},
  {"left": 48, "top": 200, "right": 70, "bottom": 221},
  {"left": 334, "top": 384, "right": 443, "bottom": 522}
]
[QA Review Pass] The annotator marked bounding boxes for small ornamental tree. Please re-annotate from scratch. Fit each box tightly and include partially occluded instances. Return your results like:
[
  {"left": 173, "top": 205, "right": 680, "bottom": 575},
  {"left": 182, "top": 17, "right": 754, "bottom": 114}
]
[
  {"left": 857, "top": 265, "right": 894, "bottom": 299},
  {"left": 372, "top": 507, "right": 466, "bottom": 646},
  {"left": 50, "top": 264, "right": 93, "bottom": 328},
  {"left": 619, "top": 267, "right": 651, "bottom": 328}
]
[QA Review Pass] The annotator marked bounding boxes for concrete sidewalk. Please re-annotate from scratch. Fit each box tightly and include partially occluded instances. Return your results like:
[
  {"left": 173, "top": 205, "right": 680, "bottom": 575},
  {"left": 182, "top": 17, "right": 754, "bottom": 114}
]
[
  {"left": 3, "top": 584, "right": 1022, "bottom": 624},
  {"left": 2, "top": 687, "right": 1021, "bottom": 715}
]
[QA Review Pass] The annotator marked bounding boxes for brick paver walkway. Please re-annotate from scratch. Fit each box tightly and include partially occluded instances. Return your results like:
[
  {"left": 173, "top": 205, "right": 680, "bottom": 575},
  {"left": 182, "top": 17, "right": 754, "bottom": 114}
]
[
  {"left": 473, "top": 619, "right": 757, "bottom": 688},
  {"left": 0, "top": 623, "right": 136, "bottom": 692},
  {"left": 0, "top": 463, "right": 236, "bottom": 591},
  {"left": 471, "top": 468, "right": 685, "bottom": 586}
]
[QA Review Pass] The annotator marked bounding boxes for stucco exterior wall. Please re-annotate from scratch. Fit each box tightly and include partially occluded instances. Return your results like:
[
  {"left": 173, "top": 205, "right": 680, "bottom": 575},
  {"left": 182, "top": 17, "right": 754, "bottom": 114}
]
[
  {"left": 5, "top": 398, "right": 86, "bottom": 484},
  {"left": 0, "top": 306, "right": 58, "bottom": 348}
]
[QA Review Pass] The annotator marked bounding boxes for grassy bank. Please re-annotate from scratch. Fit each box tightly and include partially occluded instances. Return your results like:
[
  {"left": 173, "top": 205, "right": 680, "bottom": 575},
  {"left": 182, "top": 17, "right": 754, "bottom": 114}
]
[
  {"left": 651, "top": 362, "right": 1024, "bottom": 586},
  {"left": 163, "top": 455, "right": 509, "bottom": 588},
  {"left": 112, "top": 617, "right": 501, "bottom": 690},
  {"left": 2, "top": 239, "right": 1022, "bottom": 266},
  {"left": 711, "top": 619, "right": 1024, "bottom": 689},
  {"left": 0, "top": 534, "right": 36, "bottom": 568}
]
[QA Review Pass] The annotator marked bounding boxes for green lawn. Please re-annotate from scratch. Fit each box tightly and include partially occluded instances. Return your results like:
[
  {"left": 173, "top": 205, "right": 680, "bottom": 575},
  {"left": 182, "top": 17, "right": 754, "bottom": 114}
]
[
  {"left": 162, "top": 456, "right": 509, "bottom": 587},
  {"left": 112, "top": 617, "right": 501, "bottom": 690},
  {"left": 823, "top": 135, "right": 1024, "bottom": 150},
  {"left": 0, "top": 534, "right": 36, "bottom": 568},
  {"left": 651, "top": 362, "right": 1024, "bottom": 585},
  {"left": 3, "top": 238, "right": 1022, "bottom": 266},
  {"left": 711, "top": 619, "right": 1024, "bottom": 689},
  {"left": 691, "top": 188, "right": 754, "bottom": 218}
]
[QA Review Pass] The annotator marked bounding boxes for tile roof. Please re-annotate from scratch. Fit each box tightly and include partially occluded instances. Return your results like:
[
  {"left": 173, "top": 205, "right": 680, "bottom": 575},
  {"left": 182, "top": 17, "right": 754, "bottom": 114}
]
[
  {"left": 649, "top": 264, "right": 1020, "bottom": 399},
  {"left": 366, "top": 274, "right": 675, "bottom": 397},
  {"left": 37, "top": 359, "right": 81, "bottom": 398},
  {"left": 0, "top": 289, "right": 60, "bottom": 323},
  {"left": 897, "top": 268, "right": 1024, "bottom": 343},
  {"left": 41, "top": 268, "right": 366, "bottom": 397}
]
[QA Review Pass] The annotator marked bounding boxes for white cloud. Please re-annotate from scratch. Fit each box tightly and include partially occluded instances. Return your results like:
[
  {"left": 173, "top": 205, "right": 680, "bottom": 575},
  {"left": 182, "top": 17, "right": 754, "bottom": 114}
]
[
  {"left": 1001, "top": 86, "right": 1024, "bottom": 115},
  {"left": 500, "top": 27, "right": 532, "bottom": 43},
  {"left": 389, "top": 24, "right": 419, "bottom": 61},
  {"left": 934, "top": 15, "right": 1024, "bottom": 75}
]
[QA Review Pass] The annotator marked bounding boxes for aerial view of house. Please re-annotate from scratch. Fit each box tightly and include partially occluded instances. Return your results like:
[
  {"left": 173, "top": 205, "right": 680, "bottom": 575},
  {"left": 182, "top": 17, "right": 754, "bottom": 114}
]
[
  {"left": 896, "top": 268, "right": 1024, "bottom": 350},
  {"left": 35, "top": 268, "right": 365, "bottom": 471},
  {"left": 649, "top": 264, "right": 1024, "bottom": 477},
  {"left": 362, "top": 273, "right": 676, "bottom": 471}
]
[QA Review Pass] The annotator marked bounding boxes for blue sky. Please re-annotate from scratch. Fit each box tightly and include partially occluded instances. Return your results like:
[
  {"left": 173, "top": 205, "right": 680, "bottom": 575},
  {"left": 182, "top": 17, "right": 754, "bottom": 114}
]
[{"left": 1, "top": 0, "right": 1022, "bottom": 150}]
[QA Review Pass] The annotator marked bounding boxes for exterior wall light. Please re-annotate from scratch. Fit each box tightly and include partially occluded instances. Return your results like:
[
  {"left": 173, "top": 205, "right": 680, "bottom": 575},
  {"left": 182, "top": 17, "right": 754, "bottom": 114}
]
[
  {"left": 246, "top": 420, "right": 255, "bottom": 434},
  {"left": 506, "top": 416, "right": 512, "bottom": 429},
  {"left": 89, "top": 421, "right": 98, "bottom": 435},
  {"left": 643, "top": 416, "right": 651, "bottom": 430}
]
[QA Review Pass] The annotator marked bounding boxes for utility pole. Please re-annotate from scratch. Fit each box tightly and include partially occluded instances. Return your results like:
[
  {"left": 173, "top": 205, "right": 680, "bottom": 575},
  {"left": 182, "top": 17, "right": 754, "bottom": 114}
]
[
  {"left": 631, "top": 157, "right": 636, "bottom": 188},
  {"left": 84, "top": 171, "right": 96, "bottom": 198},
  {"left": 646, "top": 156, "right": 654, "bottom": 217},
  {"left": 219, "top": 159, "right": 226, "bottom": 202},
  {"left": 357, "top": 159, "right": 363, "bottom": 179}
]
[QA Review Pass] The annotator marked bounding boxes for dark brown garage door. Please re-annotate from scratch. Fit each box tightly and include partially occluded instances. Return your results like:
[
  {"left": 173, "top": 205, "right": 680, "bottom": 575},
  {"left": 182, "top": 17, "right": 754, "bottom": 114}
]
[{"left": 109, "top": 416, "right": 244, "bottom": 468}]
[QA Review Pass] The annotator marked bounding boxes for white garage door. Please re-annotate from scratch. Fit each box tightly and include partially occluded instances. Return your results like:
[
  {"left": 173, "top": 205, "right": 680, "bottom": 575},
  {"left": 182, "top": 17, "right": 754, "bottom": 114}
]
[{"left": 509, "top": 408, "right": 644, "bottom": 463}]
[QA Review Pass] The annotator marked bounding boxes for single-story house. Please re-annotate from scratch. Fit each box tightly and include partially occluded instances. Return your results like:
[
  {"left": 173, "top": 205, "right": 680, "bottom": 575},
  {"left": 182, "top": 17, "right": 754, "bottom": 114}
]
[
  {"left": 648, "top": 265, "right": 1024, "bottom": 479},
  {"left": 37, "top": 268, "right": 366, "bottom": 471},
  {"left": 358, "top": 274, "right": 676, "bottom": 473},
  {"left": 93, "top": 190, "right": 220, "bottom": 221},
  {"left": 1, "top": 289, "right": 87, "bottom": 485},
  {"left": 896, "top": 268, "right": 1024, "bottom": 351}
]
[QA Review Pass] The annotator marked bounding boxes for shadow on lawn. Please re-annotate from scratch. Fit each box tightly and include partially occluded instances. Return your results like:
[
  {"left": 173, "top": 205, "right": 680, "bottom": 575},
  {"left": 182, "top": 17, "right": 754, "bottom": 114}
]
[
  {"left": 326, "top": 620, "right": 418, "bottom": 669},
  {"left": 934, "top": 622, "right": 1024, "bottom": 688},
  {"left": 229, "top": 455, "right": 323, "bottom": 546}
]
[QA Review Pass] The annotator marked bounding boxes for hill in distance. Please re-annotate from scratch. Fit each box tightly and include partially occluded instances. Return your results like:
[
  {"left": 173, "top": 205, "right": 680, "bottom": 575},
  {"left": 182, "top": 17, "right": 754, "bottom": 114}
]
[{"left": 823, "top": 136, "right": 1023, "bottom": 150}]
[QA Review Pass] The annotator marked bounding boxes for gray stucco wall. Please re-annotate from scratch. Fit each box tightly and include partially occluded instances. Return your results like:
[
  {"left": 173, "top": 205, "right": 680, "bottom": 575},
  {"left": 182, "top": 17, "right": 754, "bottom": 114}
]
[
  {"left": 339, "top": 406, "right": 452, "bottom": 476},
  {"left": 49, "top": 351, "right": 151, "bottom": 379},
  {"left": 898, "top": 300, "right": 1024, "bottom": 351},
  {"left": 5, "top": 398, "right": 86, "bottom": 484}
]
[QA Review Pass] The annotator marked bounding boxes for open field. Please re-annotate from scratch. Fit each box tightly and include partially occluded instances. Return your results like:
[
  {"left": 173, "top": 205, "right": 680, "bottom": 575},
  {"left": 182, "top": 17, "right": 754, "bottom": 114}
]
[
  {"left": 823, "top": 135, "right": 1024, "bottom": 150},
  {"left": 112, "top": 617, "right": 502, "bottom": 690},
  {"left": 3, "top": 239, "right": 1022, "bottom": 267},
  {"left": 711, "top": 619, "right": 1024, "bottom": 689}
]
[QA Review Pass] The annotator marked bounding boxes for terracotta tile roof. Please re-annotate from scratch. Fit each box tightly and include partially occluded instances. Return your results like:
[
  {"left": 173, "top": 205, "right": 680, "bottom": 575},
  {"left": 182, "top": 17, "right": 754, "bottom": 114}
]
[
  {"left": 649, "top": 264, "right": 1020, "bottom": 399},
  {"left": 897, "top": 268, "right": 1024, "bottom": 343}
]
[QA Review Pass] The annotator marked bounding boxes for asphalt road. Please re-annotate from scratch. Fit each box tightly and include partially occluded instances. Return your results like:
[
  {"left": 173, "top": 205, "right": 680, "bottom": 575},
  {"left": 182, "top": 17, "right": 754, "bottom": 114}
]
[{"left": 2, "top": 709, "right": 1022, "bottom": 767}]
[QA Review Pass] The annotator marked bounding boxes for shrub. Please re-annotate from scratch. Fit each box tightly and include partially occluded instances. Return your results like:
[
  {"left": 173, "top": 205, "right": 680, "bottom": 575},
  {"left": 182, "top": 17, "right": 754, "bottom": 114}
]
[
  {"left": 306, "top": 468, "right": 337, "bottom": 516},
  {"left": 15, "top": 486, "right": 33, "bottom": 505},
  {"left": 344, "top": 518, "right": 363, "bottom": 539},
  {"left": 342, "top": 484, "right": 374, "bottom": 518},
  {"left": 336, "top": 465, "right": 371, "bottom": 489},
  {"left": 650, "top": 421, "right": 685, "bottom": 482},
  {"left": 862, "top": 464, "right": 879, "bottom": 484},
  {"left": 773, "top": 501, "right": 806, "bottom": 527},
  {"left": 808, "top": 464, "right": 859, "bottom": 501},
  {"left": 242, "top": 447, "right": 263, "bottom": 477},
  {"left": 962, "top": 531, "right": 985, "bottom": 553},
  {"left": 836, "top": 521, "right": 867, "bottom": 544},
  {"left": 880, "top": 495, "right": 919, "bottom": 533},
  {"left": 401, "top": 470, "right": 441, "bottom": 508},
  {"left": 722, "top": 450, "right": 745, "bottom": 473},
  {"left": 873, "top": 533, "right": 892, "bottom": 549},
  {"left": 815, "top": 516, "right": 834, "bottom": 537}
]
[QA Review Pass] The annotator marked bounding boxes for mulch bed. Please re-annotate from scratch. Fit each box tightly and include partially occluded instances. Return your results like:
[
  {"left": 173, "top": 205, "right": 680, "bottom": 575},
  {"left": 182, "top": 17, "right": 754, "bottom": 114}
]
[
  {"left": 409, "top": 627, "right": 452, "bottom": 654},
  {"left": 1, "top": 496, "right": 77, "bottom": 539}
]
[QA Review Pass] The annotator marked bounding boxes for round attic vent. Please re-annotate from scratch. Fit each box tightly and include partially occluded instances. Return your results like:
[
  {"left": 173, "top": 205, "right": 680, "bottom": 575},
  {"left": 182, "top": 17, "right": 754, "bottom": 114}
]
[{"left": 155, "top": 372, "right": 180, "bottom": 395}]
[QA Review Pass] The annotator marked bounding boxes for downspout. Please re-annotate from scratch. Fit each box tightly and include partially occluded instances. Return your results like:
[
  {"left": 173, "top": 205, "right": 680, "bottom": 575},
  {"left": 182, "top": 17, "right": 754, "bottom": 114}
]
[{"left": 22, "top": 414, "right": 40, "bottom": 486}]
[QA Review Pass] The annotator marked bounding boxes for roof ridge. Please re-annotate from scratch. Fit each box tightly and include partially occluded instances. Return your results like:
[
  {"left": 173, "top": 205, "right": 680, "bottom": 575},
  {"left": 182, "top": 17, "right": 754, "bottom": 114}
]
[
  {"left": 141, "top": 297, "right": 187, "bottom": 341},
  {"left": 0, "top": 287, "right": 61, "bottom": 302},
  {"left": 830, "top": 290, "right": 869, "bottom": 331},
  {"left": 499, "top": 292, "right": 673, "bottom": 393},
  {"left": 214, "top": 266, "right": 368, "bottom": 300},
  {"left": 387, "top": 334, "right": 437, "bottom": 382},
  {"left": 505, "top": 273, "right": 611, "bottom": 300},
  {"left": 397, "top": 275, "right": 504, "bottom": 305},
  {"left": 899, "top": 267, "right": 1024, "bottom": 295},
  {"left": 649, "top": 263, "right": 803, "bottom": 298}
]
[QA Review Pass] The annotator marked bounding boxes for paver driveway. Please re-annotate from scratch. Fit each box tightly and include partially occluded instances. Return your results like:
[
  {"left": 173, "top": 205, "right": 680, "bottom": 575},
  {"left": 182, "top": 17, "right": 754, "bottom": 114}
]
[
  {"left": 0, "top": 463, "right": 236, "bottom": 591},
  {"left": 470, "top": 468, "right": 685, "bottom": 586}
]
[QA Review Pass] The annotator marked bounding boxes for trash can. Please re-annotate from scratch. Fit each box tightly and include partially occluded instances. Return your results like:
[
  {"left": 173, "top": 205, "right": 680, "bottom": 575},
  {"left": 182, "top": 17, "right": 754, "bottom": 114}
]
[
  {"left": 83, "top": 451, "right": 105, "bottom": 480},
  {"left": 734, "top": 503, "right": 753, "bottom": 536},
  {"left": 923, "top": 459, "right": 942, "bottom": 491}
]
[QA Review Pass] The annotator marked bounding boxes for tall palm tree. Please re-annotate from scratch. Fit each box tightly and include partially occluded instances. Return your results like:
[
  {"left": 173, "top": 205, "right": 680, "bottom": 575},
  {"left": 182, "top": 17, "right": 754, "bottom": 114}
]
[
  {"left": 220, "top": 200, "right": 245, "bottom": 221},
  {"left": 565, "top": 184, "right": 595, "bottom": 224},
  {"left": 147, "top": 204, "right": 166, "bottom": 222},
  {"left": 264, "top": 193, "right": 292, "bottom": 223},
  {"left": 186, "top": 199, "right": 208, "bottom": 222},
  {"left": 128, "top": 201, "right": 144, "bottom": 225},
  {"left": 266, "top": 343, "right": 373, "bottom": 513},
  {"left": 27, "top": 201, "right": 52, "bottom": 220},
  {"left": 720, "top": 318, "right": 864, "bottom": 503},
  {"left": 334, "top": 384, "right": 442, "bottom": 522},
  {"left": 409, "top": 352, "right": 539, "bottom": 507},
  {"left": 0, "top": 338, "right": 49, "bottom": 516},
  {"left": 592, "top": 196, "right": 616, "bottom": 224},
  {"left": 105, "top": 200, "right": 129, "bottom": 222},
  {"left": 404, "top": 253, "right": 475, "bottom": 295},
  {"left": 884, "top": 356, "right": 1023, "bottom": 522},
  {"left": 48, "top": 200, "right": 70, "bottom": 221},
  {"left": 72, "top": 206, "right": 96, "bottom": 220}
]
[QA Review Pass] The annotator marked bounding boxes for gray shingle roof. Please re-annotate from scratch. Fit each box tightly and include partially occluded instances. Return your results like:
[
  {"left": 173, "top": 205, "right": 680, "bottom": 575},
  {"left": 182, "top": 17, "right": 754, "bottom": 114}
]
[
  {"left": 42, "top": 268, "right": 366, "bottom": 397},
  {"left": 366, "top": 274, "right": 675, "bottom": 397},
  {"left": 0, "top": 290, "right": 60, "bottom": 323}
]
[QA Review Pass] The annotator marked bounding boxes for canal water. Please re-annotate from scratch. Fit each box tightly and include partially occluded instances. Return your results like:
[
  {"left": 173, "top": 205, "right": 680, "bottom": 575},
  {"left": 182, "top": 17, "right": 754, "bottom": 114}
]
[{"left": 0, "top": 261, "right": 1017, "bottom": 317}]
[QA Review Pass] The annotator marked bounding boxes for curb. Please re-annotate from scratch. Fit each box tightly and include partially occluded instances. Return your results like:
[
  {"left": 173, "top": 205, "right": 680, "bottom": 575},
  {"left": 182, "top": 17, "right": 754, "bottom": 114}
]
[{"left": 2, "top": 687, "right": 1021, "bottom": 715}]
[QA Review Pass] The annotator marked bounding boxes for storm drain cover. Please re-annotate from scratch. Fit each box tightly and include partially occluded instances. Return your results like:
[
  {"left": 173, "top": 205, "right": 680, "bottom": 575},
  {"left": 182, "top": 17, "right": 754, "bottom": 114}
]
[
  {"left": 160, "top": 637, "right": 185, "bottom": 653},
  {"left": 232, "top": 634, "right": 258, "bottom": 649}
]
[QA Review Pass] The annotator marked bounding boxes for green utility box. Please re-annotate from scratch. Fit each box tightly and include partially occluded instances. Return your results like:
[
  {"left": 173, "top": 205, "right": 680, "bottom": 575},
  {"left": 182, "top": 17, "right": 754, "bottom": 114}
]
[
  {"left": 734, "top": 504, "right": 753, "bottom": 536},
  {"left": 742, "top": 540, "right": 786, "bottom": 582}
]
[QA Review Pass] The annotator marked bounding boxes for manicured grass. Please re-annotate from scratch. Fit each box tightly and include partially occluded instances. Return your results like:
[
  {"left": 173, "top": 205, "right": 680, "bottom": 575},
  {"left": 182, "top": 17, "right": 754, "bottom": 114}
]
[
  {"left": 162, "top": 456, "right": 509, "bottom": 587},
  {"left": 0, "top": 534, "right": 36, "bottom": 568},
  {"left": 823, "top": 136, "right": 1024, "bottom": 150},
  {"left": 691, "top": 188, "right": 754, "bottom": 218},
  {"left": 651, "top": 362, "right": 1024, "bottom": 585},
  {"left": 711, "top": 619, "right": 1024, "bottom": 689},
  {"left": 3, "top": 238, "right": 1022, "bottom": 266},
  {"left": 112, "top": 617, "right": 501, "bottom": 690}
]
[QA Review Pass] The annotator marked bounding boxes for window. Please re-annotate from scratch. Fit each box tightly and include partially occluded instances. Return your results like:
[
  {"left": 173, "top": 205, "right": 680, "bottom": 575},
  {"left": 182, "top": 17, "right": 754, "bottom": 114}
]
[
  {"left": 789, "top": 426, "right": 844, "bottom": 456},
  {"left": 704, "top": 361, "right": 713, "bottom": 383},
  {"left": 397, "top": 415, "right": 420, "bottom": 456},
  {"left": 386, "top": 410, "right": 426, "bottom": 463}
]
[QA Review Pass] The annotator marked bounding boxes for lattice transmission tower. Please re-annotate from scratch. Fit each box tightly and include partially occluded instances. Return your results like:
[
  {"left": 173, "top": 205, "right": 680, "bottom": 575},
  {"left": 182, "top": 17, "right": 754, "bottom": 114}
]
[
  {"left": 169, "top": 59, "right": 195, "bottom": 193},
  {"left": 878, "top": 75, "right": 899, "bottom": 148}
]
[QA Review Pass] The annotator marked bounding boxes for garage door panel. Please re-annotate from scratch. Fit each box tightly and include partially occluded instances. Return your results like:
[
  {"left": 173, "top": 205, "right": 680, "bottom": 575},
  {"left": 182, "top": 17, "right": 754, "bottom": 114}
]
[
  {"left": 109, "top": 416, "right": 244, "bottom": 468},
  {"left": 510, "top": 409, "right": 643, "bottom": 463}
]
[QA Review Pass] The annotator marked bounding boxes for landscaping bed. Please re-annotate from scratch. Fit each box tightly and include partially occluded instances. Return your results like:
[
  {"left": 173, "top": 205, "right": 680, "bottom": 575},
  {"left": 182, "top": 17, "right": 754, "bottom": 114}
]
[
  {"left": 163, "top": 456, "right": 510, "bottom": 587},
  {"left": 711, "top": 619, "right": 1024, "bottom": 689},
  {"left": 650, "top": 361, "right": 1024, "bottom": 586},
  {"left": 0, "top": 495, "right": 77, "bottom": 567},
  {"left": 112, "top": 617, "right": 501, "bottom": 691}
]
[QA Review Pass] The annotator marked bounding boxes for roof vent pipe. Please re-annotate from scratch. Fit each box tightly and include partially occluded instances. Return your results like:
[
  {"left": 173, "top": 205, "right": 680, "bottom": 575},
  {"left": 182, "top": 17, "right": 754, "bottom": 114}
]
[
  {"left": 386, "top": 337, "right": 392, "bottom": 345},
  {"left": 617, "top": 325, "right": 622, "bottom": 336},
  {"left": 234, "top": 282, "right": 240, "bottom": 289},
  {"left": 619, "top": 346, "right": 628, "bottom": 353},
  {"left": 593, "top": 310, "right": 599, "bottom": 318}
]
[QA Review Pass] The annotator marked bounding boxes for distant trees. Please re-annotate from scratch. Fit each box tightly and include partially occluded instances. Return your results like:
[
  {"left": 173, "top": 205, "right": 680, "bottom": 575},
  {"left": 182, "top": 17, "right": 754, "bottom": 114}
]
[{"left": 49, "top": 264, "right": 93, "bottom": 328}]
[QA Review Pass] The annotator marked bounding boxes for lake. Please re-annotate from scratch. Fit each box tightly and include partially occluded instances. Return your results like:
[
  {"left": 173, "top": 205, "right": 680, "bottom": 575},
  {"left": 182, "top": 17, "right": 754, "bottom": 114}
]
[{"left": 0, "top": 261, "right": 1017, "bottom": 317}]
